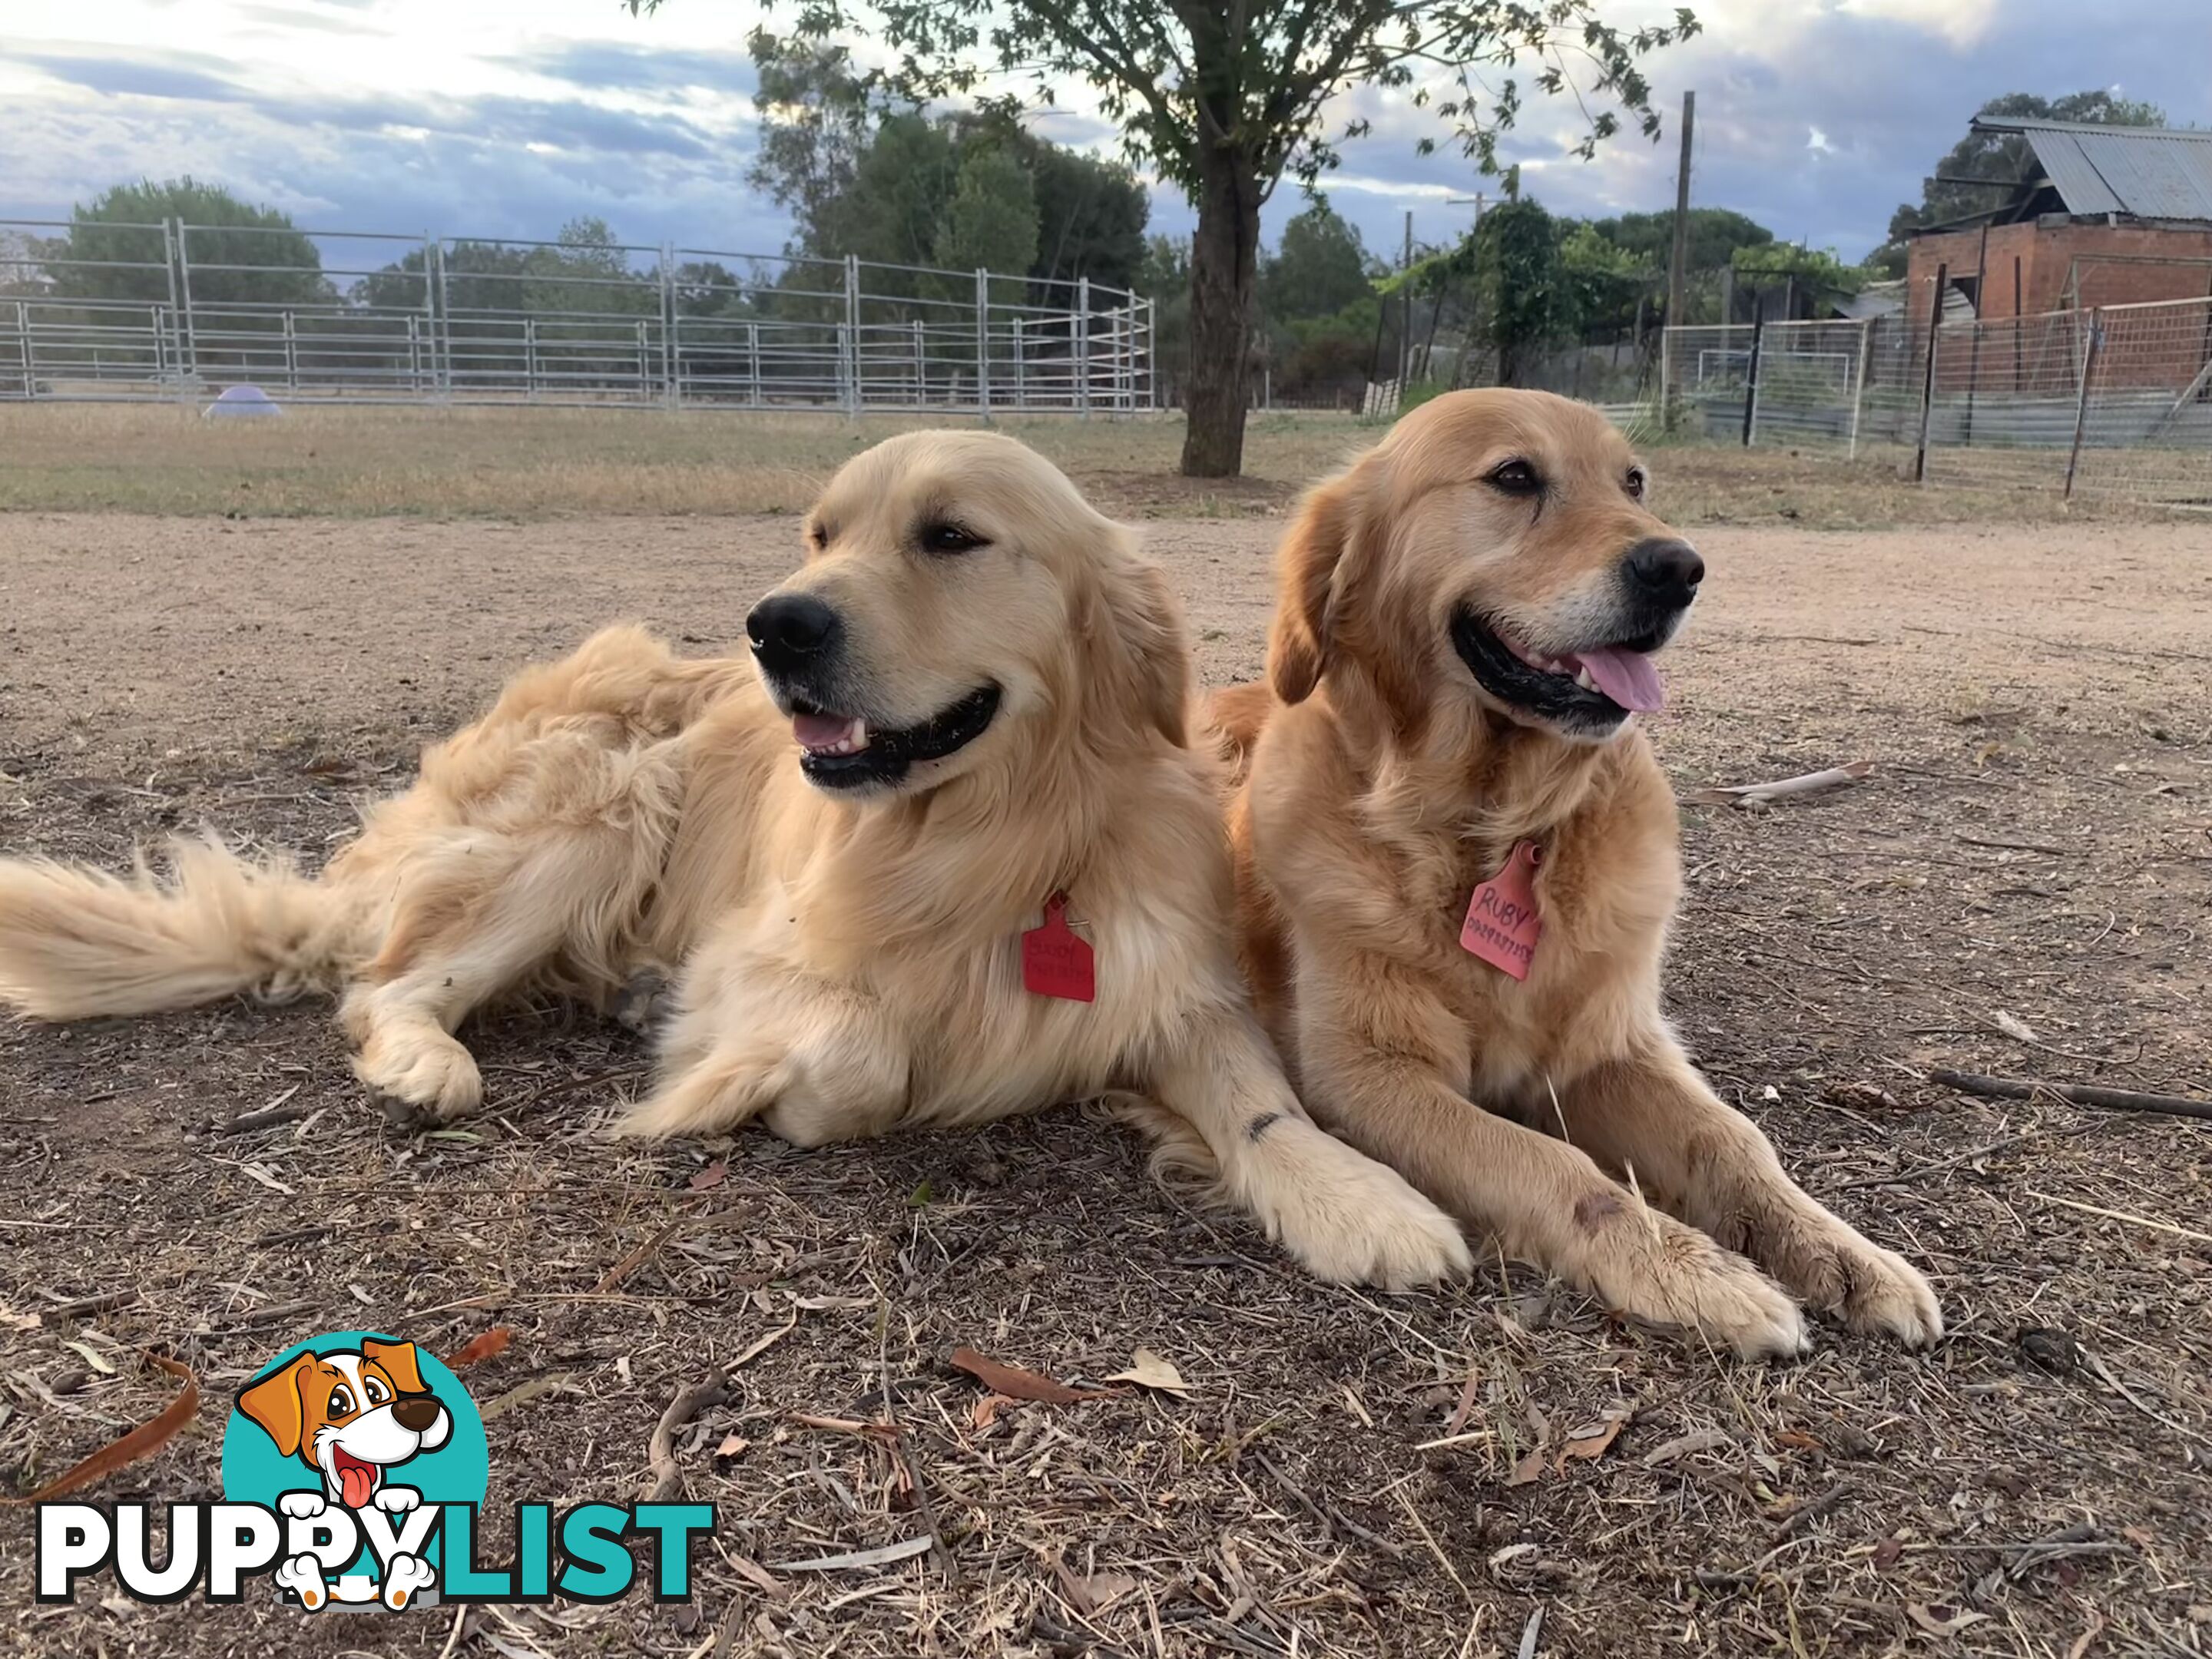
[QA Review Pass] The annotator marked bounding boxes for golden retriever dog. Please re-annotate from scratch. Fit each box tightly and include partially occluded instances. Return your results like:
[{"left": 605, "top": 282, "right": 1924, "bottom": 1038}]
[
  {"left": 1214, "top": 390, "right": 1940, "bottom": 1357},
  {"left": 0, "top": 431, "right": 1469, "bottom": 1291}
]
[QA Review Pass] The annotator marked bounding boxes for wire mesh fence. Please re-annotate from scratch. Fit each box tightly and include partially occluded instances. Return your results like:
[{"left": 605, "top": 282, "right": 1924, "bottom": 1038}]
[
  {"left": 0, "top": 219, "right": 1154, "bottom": 416},
  {"left": 1659, "top": 296, "right": 2212, "bottom": 507}
]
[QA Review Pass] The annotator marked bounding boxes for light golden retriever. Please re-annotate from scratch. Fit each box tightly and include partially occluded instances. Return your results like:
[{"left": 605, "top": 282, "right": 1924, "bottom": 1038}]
[
  {"left": 1214, "top": 390, "right": 1941, "bottom": 1357},
  {"left": 0, "top": 431, "right": 1469, "bottom": 1290}
]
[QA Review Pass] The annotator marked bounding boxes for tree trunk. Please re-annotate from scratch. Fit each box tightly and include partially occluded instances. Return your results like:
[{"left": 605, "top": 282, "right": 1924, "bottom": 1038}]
[{"left": 1180, "top": 148, "right": 1263, "bottom": 478}]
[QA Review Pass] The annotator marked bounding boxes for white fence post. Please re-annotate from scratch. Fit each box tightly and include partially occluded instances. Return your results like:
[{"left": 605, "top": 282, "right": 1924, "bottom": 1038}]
[
  {"left": 1076, "top": 276, "right": 1091, "bottom": 418},
  {"left": 159, "top": 219, "right": 187, "bottom": 399},
  {"left": 1848, "top": 316, "right": 1874, "bottom": 460},
  {"left": 171, "top": 218, "right": 200, "bottom": 389},
  {"left": 661, "top": 240, "right": 678, "bottom": 409},
  {"left": 430, "top": 239, "right": 451, "bottom": 400},
  {"left": 975, "top": 268, "right": 990, "bottom": 418},
  {"left": 843, "top": 253, "right": 860, "bottom": 415}
]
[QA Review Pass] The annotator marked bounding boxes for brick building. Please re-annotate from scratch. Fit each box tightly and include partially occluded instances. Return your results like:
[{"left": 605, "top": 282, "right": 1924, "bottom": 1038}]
[
  {"left": 1905, "top": 118, "right": 2212, "bottom": 396},
  {"left": 1906, "top": 118, "right": 2212, "bottom": 313}
]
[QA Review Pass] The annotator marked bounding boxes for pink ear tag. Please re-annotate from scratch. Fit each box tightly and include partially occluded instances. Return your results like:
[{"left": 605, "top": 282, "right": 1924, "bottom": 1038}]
[
  {"left": 1022, "top": 892, "right": 1095, "bottom": 1002},
  {"left": 1460, "top": 840, "right": 1543, "bottom": 981}
]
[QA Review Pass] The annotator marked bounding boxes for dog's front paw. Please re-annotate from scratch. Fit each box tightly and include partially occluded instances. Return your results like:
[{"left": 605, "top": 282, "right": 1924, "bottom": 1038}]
[
  {"left": 1774, "top": 1218, "right": 1942, "bottom": 1349},
  {"left": 277, "top": 1491, "right": 327, "bottom": 1520},
  {"left": 373, "top": 1484, "right": 422, "bottom": 1515},
  {"left": 273, "top": 1553, "right": 329, "bottom": 1611},
  {"left": 354, "top": 1028, "right": 482, "bottom": 1123},
  {"left": 381, "top": 1554, "right": 435, "bottom": 1611},
  {"left": 1257, "top": 1122, "right": 1473, "bottom": 1290},
  {"left": 613, "top": 968, "right": 671, "bottom": 1036},
  {"left": 1578, "top": 1200, "right": 1809, "bottom": 1362}
]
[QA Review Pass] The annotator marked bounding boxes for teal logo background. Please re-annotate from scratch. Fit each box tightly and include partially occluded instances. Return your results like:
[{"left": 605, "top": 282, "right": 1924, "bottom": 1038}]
[{"left": 220, "top": 1331, "right": 490, "bottom": 1583}]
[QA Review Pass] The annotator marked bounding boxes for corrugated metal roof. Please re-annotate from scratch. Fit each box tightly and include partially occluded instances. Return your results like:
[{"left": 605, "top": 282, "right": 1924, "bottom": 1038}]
[{"left": 1972, "top": 118, "right": 2212, "bottom": 222}]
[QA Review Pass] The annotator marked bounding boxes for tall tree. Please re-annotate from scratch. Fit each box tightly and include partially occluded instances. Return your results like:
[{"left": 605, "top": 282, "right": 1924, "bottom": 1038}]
[
  {"left": 1261, "top": 202, "right": 1374, "bottom": 323},
  {"left": 1588, "top": 207, "right": 1770, "bottom": 273},
  {"left": 746, "top": 31, "right": 879, "bottom": 233},
  {"left": 748, "top": 30, "right": 1147, "bottom": 296},
  {"left": 1010, "top": 132, "right": 1148, "bottom": 292},
  {"left": 45, "top": 177, "right": 328, "bottom": 306},
  {"left": 1874, "top": 89, "right": 2167, "bottom": 269},
  {"left": 631, "top": 1, "right": 1697, "bottom": 478},
  {"left": 934, "top": 144, "right": 1041, "bottom": 276},
  {"left": 1136, "top": 233, "right": 1192, "bottom": 402},
  {"left": 523, "top": 217, "right": 655, "bottom": 316},
  {"left": 1471, "top": 197, "right": 1563, "bottom": 387}
]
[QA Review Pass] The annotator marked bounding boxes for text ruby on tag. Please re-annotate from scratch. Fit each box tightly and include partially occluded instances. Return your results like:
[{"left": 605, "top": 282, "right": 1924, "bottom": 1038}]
[
  {"left": 1022, "top": 892, "right": 1095, "bottom": 1002},
  {"left": 1460, "top": 841, "right": 1542, "bottom": 981}
]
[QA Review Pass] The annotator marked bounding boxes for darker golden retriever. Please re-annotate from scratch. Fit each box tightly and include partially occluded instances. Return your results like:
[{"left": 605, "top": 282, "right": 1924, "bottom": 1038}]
[
  {"left": 1214, "top": 389, "right": 1940, "bottom": 1357},
  {"left": 0, "top": 431, "right": 1469, "bottom": 1290}
]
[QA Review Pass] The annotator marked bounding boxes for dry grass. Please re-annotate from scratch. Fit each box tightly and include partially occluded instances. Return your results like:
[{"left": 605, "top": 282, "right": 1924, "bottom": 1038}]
[
  {"left": 0, "top": 402, "right": 2151, "bottom": 528},
  {"left": 2, "top": 509, "right": 2208, "bottom": 1656}
]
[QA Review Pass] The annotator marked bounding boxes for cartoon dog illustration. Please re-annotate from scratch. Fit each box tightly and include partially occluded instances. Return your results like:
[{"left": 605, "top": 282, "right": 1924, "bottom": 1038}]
[{"left": 236, "top": 1337, "right": 451, "bottom": 1610}]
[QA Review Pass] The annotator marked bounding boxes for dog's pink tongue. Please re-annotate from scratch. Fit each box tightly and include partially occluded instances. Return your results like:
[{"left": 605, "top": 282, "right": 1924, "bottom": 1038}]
[
  {"left": 1568, "top": 647, "right": 1665, "bottom": 713},
  {"left": 338, "top": 1462, "right": 375, "bottom": 1509},
  {"left": 792, "top": 713, "right": 859, "bottom": 750}
]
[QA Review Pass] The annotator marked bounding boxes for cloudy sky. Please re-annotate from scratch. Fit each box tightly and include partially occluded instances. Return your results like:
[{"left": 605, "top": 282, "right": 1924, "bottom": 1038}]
[{"left": 1, "top": 0, "right": 2203, "bottom": 275}]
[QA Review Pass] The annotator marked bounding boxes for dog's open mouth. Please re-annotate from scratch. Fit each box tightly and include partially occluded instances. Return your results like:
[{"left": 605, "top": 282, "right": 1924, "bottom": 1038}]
[
  {"left": 1450, "top": 610, "right": 1666, "bottom": 733},
  {"left": 331, "top": 1447, "right": 379, "bottom": 1509},
  {"left": 787, "top": 685, "right": 1002, "bottom": 790}
]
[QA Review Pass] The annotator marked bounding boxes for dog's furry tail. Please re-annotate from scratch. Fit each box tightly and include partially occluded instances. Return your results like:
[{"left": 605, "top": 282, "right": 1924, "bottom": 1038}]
[{"left": 0, "top": 835, "right": 356, "bottom": 1020}]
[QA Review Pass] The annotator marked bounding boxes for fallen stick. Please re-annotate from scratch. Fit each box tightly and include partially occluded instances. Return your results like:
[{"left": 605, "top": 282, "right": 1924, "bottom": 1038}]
[
  {"left": 1928, "top": 1069, "right": 2212, "bottom": 1124},
  {"left": 220, "top": 1101, "right": 312, "bottom": 1135},
  {"left": 41, "top": 1290, "right": 140, "bottom": 1323},
  {"left": 2025, "top": 1190, "right": 2212, "bottom": 1247},
  {"left": 1684, "top": 760, "right": 1873, "bottom": 809},
  {"left": 641, "top": 1378, "right": 733, "bottom": 1504}
]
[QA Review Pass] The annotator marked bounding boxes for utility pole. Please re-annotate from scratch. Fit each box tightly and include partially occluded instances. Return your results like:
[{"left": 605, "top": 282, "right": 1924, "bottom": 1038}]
[
  {"left": 1444, "top": 194, "right": 1486, "bottom": 390},
  {"left": 1399, "top": 210, "right": 1414, "bottom": 389},
  {"left": 1666, "top": 90, "right": 1696, "bottom": 330}
]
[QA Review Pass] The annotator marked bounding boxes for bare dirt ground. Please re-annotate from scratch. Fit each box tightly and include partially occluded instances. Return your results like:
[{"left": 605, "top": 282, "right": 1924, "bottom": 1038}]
[{"left": 2, "top": 501, "right": 2210, "bottom": 1658}]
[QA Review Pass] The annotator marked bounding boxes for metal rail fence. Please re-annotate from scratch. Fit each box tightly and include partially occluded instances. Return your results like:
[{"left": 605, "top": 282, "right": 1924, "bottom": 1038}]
[
  {"left": 0, "top": 218, "right": 1153, "bottom": 415},
  {"left": 1658, "top": 296, "right": 2212, "bottom": 507}
]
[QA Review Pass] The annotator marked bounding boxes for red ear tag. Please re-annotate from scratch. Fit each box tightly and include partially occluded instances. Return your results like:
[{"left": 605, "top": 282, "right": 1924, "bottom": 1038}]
[
  {"left": 1460, "top": 840, "right": 1543, "bottom": 981},
  {"left": 1022, "top": 892, "right": 1095, "bottom": 1002}
]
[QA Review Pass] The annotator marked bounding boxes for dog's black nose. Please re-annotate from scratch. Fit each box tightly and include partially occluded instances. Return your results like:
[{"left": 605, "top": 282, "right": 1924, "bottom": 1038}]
[
  {"left": 1621, "top": 538, "right": 1704, "bottom": 608},
  {"left": 747, "top": 594, "right": 841, "bottom": 675},
  {"left": 392, "top": 1396, "right": 442, "bottom": 1433}
]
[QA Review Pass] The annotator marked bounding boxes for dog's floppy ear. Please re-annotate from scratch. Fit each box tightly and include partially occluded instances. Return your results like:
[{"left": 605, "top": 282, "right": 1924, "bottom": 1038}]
[
  {"left": 1081, "top": 541, "right": 1191, "bottom": 749},
  {"left": 237, "top": 1356, "right": 313, "bottom": 1458},
  {"left": 1267, "top": 472, "right": 1361, "bottom": 704},
  {"left": 362, "top": 1337, "right": 428, "bottom": 1394}
]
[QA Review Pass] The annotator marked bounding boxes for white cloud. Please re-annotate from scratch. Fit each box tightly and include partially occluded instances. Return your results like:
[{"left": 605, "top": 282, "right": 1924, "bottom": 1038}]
[
  {"left": 1837, "top": 0, "right": 2002, "bottom": 50},
  {"left": 2, "top": 0, "right": 2204, "bottom": 269}
]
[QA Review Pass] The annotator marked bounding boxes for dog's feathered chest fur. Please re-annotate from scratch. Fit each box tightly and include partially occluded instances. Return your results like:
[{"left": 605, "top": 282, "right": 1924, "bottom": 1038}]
[{"left": 1240, "top": 701, "right": 1685, "bottom": 1105}]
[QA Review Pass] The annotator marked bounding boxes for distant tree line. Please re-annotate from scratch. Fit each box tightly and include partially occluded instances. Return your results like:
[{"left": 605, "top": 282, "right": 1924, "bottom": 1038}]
[{"left": 7, "top": 84, "right": 2157, "bottom": 406}]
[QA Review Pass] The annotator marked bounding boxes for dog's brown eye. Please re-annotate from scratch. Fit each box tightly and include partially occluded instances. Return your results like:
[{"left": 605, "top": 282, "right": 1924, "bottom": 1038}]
[
  {"left": 1626, "top": 468, "right": 1648, "bottom": 501},
  {"left": 1486, "top": 460, "right": 1541, "bottom": 497},
  {"left": 328, "top": 1386, "right": 354, "bottom": 1417},
  {"left": 365, "top": 1377, "right": 389, "bottom": 1405},
  {"left": 805, "top": 523, "right": 829, "bottom": 550},
  {"left": 918, "top": 521, "right": 988, "bottom": 555}
]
